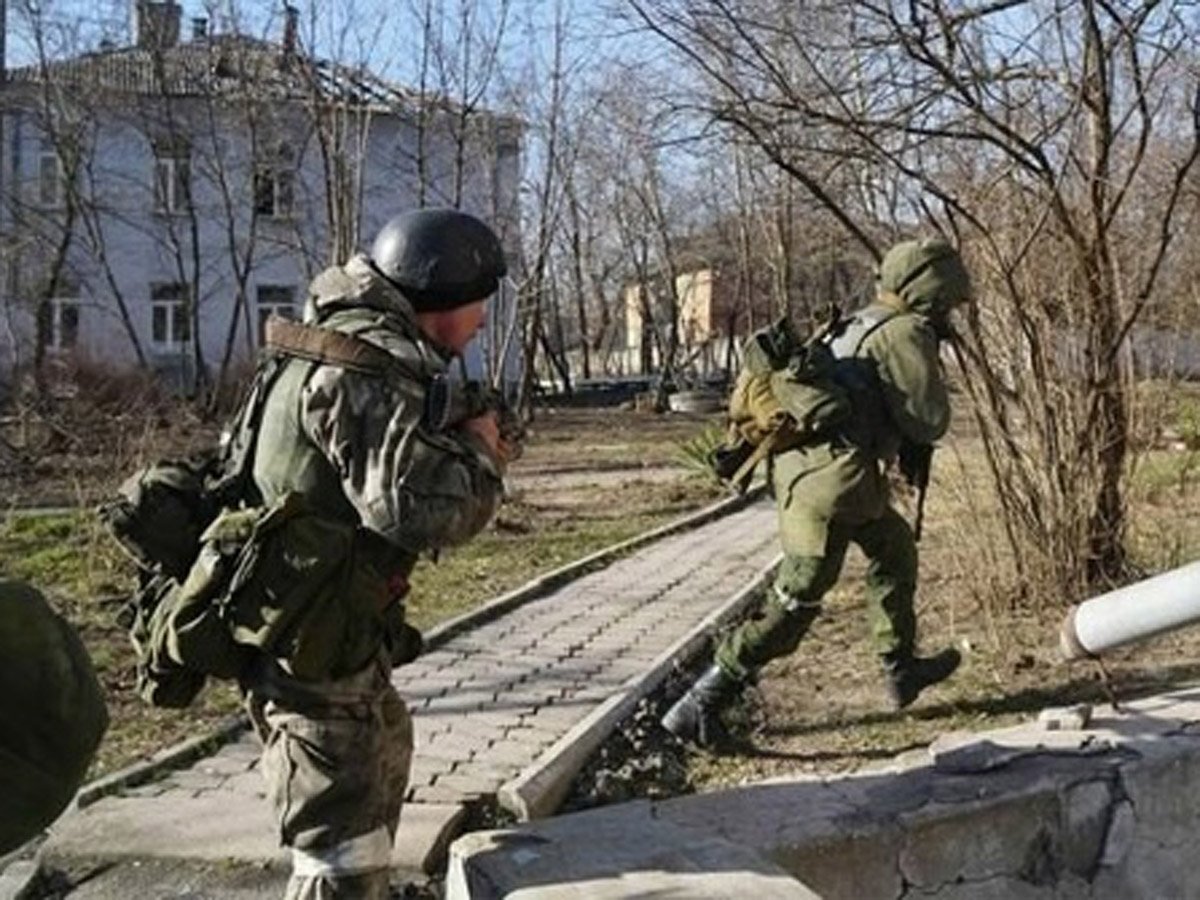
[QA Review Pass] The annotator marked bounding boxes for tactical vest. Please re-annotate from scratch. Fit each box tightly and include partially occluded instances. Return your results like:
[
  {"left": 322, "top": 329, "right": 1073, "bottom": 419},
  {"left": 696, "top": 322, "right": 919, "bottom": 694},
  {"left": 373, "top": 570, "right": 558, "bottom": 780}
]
[{"left": 103, "top": 272, "right": 438, "bottom": 707}]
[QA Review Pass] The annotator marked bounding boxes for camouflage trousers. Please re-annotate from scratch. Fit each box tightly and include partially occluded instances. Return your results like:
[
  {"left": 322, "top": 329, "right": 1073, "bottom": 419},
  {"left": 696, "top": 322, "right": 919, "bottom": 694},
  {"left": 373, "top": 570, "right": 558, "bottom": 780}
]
[
  {"left": 716, "top": 506, "right": 918, "bottom": 680},
  {"left": 245, "top": 651, "right": 413, "bottom": 900}
]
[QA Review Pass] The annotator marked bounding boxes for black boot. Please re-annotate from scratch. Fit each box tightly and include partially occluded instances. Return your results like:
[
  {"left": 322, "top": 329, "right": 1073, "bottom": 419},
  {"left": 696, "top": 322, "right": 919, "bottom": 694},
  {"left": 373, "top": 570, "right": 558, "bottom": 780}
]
[
  {"left": 661, "top": 664, "right": 744, "bottom": 749},
  {"left": 883, "top": 647, "right": 961, "bottom": 710}
]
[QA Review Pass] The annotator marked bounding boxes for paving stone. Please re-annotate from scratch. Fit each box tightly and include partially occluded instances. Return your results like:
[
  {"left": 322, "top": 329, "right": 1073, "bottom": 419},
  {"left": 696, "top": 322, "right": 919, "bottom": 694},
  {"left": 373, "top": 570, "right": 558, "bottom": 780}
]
[
  {"left": 432, "top": 770, "right": 507, "bottom": 797},
  {"left": 520, "top": 703, "right": 591, "bottom": 731},
  {"left": 471, "top": 739, "right": 542, "bottom": 768},
  {"left": 194, "top": 755, "right": 256, "bottom": 778},
  {"left": 409, "top": 783, "right": 480, "bottom": 805},
  {"left": 39, "top": 499, "right": 783, "bottom": 889},
  {"left": 210, "top": 740, "right": 263, "bottom": 763}
]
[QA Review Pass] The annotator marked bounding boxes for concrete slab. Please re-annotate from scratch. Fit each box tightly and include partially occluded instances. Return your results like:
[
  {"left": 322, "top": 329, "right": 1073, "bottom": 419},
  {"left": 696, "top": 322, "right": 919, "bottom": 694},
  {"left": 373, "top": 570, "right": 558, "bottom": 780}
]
[
  {"left": 41, "top": 788, "right": 282, "bottom": 866},
  {"left": 454, "top": 689, "right": 1200, "bottom": 899},
  {"left": 445, "top": 802, "right": 819, "bottom": 900},
  {"left": 43, "top": 783, "right": 463, "bottom": 878}
]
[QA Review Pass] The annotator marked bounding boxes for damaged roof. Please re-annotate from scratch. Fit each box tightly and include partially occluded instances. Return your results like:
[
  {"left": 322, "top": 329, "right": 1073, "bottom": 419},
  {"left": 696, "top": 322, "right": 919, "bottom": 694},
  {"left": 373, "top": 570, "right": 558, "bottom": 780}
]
[{"left": 6, "top": 34, "right": 433, "bottom": 114}]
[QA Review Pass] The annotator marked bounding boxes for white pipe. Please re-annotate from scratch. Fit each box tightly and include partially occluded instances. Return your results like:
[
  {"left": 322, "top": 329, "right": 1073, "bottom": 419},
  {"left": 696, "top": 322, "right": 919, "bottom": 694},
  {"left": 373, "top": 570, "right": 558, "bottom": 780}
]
[{"left": 1060, "top": 560, "right": 1200, "bottom": 660}]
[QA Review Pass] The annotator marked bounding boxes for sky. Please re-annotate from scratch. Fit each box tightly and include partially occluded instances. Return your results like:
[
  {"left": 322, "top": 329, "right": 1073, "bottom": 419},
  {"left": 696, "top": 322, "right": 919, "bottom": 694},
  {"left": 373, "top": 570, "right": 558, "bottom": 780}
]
[{"left": 2, "top": 0, "right": 644, "bottom": 101}]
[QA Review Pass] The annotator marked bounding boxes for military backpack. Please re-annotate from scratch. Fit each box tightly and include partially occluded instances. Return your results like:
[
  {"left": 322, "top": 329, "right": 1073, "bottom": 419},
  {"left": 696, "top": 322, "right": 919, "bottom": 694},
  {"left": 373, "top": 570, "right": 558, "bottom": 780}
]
[
  {"left": 712, "top": 305, "right": 902, "bottom": 491},
  {"left": 100, "top": 318, "right": 425, "bottom": 708}
]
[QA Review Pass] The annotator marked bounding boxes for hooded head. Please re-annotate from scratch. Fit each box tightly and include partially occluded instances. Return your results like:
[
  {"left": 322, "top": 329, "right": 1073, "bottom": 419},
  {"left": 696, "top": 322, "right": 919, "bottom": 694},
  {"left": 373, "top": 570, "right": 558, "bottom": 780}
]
[{"left": 877, "top": 238, "right": 971, "bottom": 331}]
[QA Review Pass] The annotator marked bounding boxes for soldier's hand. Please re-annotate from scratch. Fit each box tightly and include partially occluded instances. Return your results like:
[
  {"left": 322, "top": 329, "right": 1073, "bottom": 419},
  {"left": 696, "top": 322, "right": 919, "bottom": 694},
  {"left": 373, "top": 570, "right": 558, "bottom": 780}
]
[
  {"left": 897, "top": 439, "right": 933, "bottom": 489},
  {"left": 461, "top": 411, "right": 509, "bottom": 466}
]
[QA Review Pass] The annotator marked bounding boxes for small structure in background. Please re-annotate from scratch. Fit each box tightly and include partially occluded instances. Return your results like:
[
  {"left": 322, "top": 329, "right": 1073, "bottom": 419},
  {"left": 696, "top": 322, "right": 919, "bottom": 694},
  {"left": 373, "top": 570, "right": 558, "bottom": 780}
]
[{"left": 620, "top": 250, "right": 866, "bottom": 385}]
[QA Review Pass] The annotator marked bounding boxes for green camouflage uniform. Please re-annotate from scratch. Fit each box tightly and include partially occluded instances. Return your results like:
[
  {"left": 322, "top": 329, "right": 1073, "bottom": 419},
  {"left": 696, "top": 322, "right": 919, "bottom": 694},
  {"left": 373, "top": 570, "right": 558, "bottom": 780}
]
[
  {"left": 242, "top": 254, "right": 503, "bottom": 899},
  {"left": 717, "top": 239, "right": 969, "bottom": 680},
  {"left": 0, "top": 579, "right": 107, "bottom": 854}
]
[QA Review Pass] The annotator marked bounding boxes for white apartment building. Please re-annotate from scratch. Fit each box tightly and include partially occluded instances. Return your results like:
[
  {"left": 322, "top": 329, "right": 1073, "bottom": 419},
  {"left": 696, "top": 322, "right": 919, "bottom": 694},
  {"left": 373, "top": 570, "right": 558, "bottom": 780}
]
[{"left": 0, "top": 1, "right": 522, "bottom": 393}]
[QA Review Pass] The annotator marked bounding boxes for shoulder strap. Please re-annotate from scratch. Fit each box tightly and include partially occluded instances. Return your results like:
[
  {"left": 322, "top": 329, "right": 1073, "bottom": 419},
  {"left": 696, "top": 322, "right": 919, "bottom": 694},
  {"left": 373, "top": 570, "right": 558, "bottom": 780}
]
[
  {"left": 263, "top": 316, "right": 393, "bottom": 376},
  {"left": 851, "top": 308, "right": 904, "bottom": 357},
  {"left": 208, "top": 353, "right": 289, "bottom": 507},
  {"left": 828, "top": 306, "right": 905, "bottom": 360}
]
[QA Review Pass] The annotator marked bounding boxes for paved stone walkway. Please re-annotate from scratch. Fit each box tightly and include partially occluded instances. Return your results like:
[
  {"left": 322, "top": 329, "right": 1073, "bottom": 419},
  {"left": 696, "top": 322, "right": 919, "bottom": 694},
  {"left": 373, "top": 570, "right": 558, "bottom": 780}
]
[{"left": 39, "top": 499, "right": 780, "bottom": 887}]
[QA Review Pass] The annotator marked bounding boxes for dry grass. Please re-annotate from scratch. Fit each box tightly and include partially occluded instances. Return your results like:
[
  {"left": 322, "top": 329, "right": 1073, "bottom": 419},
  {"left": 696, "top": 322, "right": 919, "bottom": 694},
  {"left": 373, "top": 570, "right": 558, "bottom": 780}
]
[{"left": 685, "top": 397, "right": 1200, "bottom": 789}]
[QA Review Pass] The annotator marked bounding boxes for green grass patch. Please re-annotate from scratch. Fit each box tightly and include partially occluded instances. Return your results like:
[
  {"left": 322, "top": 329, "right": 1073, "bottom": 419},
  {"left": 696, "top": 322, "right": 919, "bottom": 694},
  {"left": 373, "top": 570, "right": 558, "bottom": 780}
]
[{"left": 0, "top": 511, "right": 131, "bottom": 604}]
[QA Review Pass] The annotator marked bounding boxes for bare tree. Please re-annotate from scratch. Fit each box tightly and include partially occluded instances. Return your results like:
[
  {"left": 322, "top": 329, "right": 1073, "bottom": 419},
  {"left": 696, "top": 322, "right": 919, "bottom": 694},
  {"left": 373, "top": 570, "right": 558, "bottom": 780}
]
[{"left": 627, "top": 0, "right": 1200, "bottom": 594}]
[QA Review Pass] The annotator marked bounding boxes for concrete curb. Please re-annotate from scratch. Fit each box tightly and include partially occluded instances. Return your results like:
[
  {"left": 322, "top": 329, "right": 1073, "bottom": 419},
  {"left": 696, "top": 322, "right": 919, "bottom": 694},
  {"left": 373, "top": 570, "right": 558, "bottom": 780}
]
[
  {"left": 56, "top": 485, "right": 764, "bottom": 819},
  {"left": 497, "top": 553, "right": 783, "bottom": 821},
  {"left": 74, "top": 717, "right": 250, "bottom": 810}
]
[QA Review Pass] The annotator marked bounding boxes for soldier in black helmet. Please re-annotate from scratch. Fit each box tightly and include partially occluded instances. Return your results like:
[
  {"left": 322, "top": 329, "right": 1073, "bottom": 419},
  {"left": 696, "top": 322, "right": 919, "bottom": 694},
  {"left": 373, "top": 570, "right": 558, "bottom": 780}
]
[
  {"left": 0, "top": 579, "right": 107, "bottom": 854},
  {"left": 241, "top": 208, "right": 513, "bottom": 899}
]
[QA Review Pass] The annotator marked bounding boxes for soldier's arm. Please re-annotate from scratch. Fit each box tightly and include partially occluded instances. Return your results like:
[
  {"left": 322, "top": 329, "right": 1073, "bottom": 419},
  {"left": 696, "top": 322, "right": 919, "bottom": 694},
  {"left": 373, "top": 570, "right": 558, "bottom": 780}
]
[
  {"left": 870, "top": 316, "right": 951, "bottom": 445},
  {"left": 300, "top": 365, "right": 503, "bottom": 552}
]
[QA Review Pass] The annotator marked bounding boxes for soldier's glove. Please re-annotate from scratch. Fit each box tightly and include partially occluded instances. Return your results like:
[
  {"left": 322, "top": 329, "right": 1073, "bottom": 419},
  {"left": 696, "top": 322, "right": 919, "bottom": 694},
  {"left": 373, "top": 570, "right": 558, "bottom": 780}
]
[
  {"left": 425, "top": 376, "right": 525, "bottom": 458},
  {"left": 494, "top": 396, "right": 527, "bottom": 463},
  {"left": 897, "top": 439, "right": 933, "bottom": 490},
  {"left": 382, "top": 603, "right": 424, "bottom": 667}
]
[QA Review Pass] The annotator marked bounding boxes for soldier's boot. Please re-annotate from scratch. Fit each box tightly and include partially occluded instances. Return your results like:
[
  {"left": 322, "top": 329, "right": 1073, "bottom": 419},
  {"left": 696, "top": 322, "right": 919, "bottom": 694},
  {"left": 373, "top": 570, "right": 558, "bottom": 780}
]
[
  {"left": 882, "top": 647, "right": 961, "bottom": 710},
  {"left": 661, "top": 663, "right": 745, "bottom": 750}
]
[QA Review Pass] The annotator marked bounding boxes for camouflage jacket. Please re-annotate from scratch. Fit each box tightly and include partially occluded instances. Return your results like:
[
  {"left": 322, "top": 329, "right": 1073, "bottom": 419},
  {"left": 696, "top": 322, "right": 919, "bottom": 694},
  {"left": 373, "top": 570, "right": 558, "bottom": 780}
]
[
  {"left": 771, "top": 297, "right": 950, "bottom": 555},
  {"left": 251, "top": 254, "right": 503, "bottom": 570},
  {"left": 0, "top": 580, "right": 107, "bottom": 853}
]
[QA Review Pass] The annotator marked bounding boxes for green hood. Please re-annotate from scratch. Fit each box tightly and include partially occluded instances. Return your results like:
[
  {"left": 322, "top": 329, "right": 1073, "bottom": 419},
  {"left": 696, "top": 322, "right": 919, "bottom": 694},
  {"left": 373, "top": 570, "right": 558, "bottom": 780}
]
[
  {"left": 877, "top": 239, "right": 971, "bottom": 321},
  {"left": 304, "top": 254, "right": 419, "bottom": 325}
]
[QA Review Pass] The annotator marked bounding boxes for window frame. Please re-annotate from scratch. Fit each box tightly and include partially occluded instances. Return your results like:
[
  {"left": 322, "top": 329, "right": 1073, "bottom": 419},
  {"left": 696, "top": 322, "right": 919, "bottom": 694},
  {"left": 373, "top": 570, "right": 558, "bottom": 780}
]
[
  {"left": 255, "top": 284, "right": 297, "bottom": 345},
  {"left": 252, "top": 143, "right": 296, "bottom": 219},
  {"left": 149, "top": 282, "right": 191, "bottom": 351},
  {"left": 153, "top": 154, "right": 192, "bottom": 214},
  {"left": 37, "top": 292, "right": 81, "bottom": 353},
  {"left": 38, "top": 140, "right": 64, "bottom": 209}
]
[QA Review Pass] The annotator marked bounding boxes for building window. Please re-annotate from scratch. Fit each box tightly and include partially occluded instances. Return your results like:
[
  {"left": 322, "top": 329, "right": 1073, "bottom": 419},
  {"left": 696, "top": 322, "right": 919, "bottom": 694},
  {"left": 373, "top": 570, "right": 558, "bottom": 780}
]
[
  {"left": 150, "top": 282, "right": 190, "bottom": 349},
  {"left": 153, "top": 145, "right": 191, "bottom": 213},
  {"left": 38, "top": 139, "right": 63, "bottom": 208},
  {"left": 256, "top": 284, "right": 296, "bottom": 344},
  {"left": 37, "top": 283, "right": 80, "bottom": 352},
  {"left": 254, "top": 144, "right": 295, "bottom": 218}
]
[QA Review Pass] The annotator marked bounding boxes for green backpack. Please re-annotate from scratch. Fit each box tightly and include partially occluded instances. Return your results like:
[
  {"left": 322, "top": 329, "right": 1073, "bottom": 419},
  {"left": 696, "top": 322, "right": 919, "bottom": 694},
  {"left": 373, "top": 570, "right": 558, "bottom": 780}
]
[
  {"left": 101, "top": 320, "right": 421, "bottom": 708},
  {"left": 711, "top": 310, "right": 852, "bottom": 491},
  {"left": 102, "top": 350, "right": 283, "bottom": 707}
]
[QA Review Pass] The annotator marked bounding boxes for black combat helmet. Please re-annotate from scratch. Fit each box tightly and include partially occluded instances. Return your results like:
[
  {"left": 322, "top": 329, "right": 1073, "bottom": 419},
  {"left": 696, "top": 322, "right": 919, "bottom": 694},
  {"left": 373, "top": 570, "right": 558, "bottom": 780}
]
[{"left": 370, "top": 208, "right": 507, "bottom": 311}]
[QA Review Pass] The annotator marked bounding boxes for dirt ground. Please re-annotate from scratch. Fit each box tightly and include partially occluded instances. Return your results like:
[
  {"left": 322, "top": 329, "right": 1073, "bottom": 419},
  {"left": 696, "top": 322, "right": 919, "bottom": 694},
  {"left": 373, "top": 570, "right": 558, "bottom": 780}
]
[{"left": 565, "top": 402, "right": 1200, "bottom": 806}]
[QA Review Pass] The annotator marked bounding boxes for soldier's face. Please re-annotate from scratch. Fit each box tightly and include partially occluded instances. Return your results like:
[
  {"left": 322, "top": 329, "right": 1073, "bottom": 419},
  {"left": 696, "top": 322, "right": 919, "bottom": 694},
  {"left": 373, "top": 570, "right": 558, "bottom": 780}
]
[{"left": 417, "top": 300, "right": 488, "bottom": 354}]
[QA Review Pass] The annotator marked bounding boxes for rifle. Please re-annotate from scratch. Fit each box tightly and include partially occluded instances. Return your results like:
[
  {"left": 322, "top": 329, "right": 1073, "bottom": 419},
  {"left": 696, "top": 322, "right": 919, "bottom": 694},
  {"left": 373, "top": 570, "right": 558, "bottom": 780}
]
[
  {"left": 898, "top": 440, "right": 933, "bottom": 542},
  {"left": 425, "top": 375, "right": 527, "bottom": 458}
]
